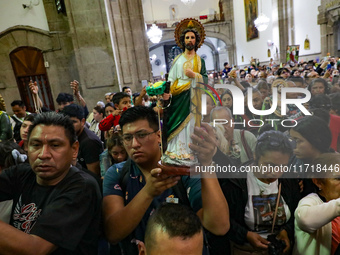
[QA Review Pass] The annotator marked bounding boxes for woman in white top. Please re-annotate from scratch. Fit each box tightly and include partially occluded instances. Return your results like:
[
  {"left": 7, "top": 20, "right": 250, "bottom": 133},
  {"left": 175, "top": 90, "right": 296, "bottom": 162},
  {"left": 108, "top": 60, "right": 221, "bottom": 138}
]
[{"left": 294, "top": 153, "right": 340, "bottom": 255}]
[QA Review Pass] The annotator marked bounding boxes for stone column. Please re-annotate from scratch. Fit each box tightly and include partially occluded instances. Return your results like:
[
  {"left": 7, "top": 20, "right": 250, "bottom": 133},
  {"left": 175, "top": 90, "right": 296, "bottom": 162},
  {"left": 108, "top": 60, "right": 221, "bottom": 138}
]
[
  {"left": 278, "top": 0, "right": 289, "bottom": 64},
  {"left": 223, "top": 0, "right": 236, "bottom": 66},
  {"left": 318, "top": 4, "right": 328, "bottom": 56},
  {"left": 288, "top": 0, "right": 294, "bottom": 45},
  {"left": 104, "top": 0, "right": 152, "bottom": 92},
  {"left": 332, "top": 21, "right": 339, "bottom": 56}
]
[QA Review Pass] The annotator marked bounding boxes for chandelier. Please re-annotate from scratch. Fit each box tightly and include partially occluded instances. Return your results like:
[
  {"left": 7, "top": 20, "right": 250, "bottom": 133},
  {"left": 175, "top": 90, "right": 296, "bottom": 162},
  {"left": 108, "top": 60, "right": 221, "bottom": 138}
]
[
  {"left": 181, "top": 0, "right": 196, "bottom": 7},
  {"left": 147, "top": 24, "right": 163, "bottom": 44},
  {"left": 254, "top": 13, "right": 270, "bottom": 32},
  {"left": 254, "top": 0, "right": 269, "bottom": 32},
  {"left": 147, "top": 0, "right": 162, "bottom": 44}
]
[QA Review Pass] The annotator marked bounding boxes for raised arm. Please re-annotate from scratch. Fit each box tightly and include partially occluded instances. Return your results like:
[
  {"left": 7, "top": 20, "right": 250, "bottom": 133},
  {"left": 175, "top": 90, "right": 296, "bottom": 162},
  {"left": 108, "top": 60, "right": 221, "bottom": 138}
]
[
  {"left": 29, "top": 80, "right": 43, "bottom": 109},
  {"left": 134, "top": 87, "right": 147, "bottom": 106},
  {"left": 189, "top": 122, "right": 230, "bottom": 235},
  {"left": 70, "top": 80, "right": 86, "bottom": 108},
  {"left": 103, "top": 166, "right": 180, "bottom": 243},
  {"left": 295, "top": 195, "right": 340, "bottom": 233}
]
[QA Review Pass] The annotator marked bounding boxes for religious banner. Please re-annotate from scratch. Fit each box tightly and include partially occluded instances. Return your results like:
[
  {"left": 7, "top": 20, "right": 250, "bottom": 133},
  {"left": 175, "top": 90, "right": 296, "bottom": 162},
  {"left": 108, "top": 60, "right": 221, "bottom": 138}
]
[
  {"left": 286, "top": 45, "right": 300, "bottom": 63},
  {"left": 244, "top": 0, "right": 259, "bottom": 41}
]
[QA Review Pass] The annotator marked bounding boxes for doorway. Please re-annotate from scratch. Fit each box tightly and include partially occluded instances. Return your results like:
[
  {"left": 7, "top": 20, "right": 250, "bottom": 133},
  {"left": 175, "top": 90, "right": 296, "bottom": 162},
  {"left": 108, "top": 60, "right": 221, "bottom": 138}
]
[{"left": 10, "top": 46, "right": 55, "bottom": 112}]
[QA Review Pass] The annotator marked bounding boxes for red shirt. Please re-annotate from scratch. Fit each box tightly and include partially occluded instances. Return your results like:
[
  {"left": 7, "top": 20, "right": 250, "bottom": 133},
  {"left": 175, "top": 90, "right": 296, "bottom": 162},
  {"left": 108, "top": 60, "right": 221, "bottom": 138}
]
[
  {"left": 98, "top": 114, "right": 121, "bottom": 131},
  {"left": 329, "top": 114, "right": 340, "bottom": 151},
  {"left": 331, "top": 217, "right": 340, "bottom": 255}
]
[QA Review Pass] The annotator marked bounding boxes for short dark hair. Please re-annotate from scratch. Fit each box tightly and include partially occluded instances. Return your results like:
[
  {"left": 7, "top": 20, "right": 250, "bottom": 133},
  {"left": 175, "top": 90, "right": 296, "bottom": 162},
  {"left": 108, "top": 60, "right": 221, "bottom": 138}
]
[
  {"left": 277, "top": 68, "right": 289, "bottom": 76},
  {"left": 255, "top": 130, "right": 293, "bottom": 162},
  {"left": 132, "top": 93, "right": 140, "bottom": 105},
  {"left": 144, "top": 203, "right": 202, "bottom": 251},
  {"left": 61, "top": 104, "right": 84, "bottom": 121},
  {"left": 56, "top": 93, "right": 74, "bottom": 104},
  {"left": 224, "top": 62, "right": 228, "bottom": 66},
  {"left": 93, "top": 105, "right": 104, "bottom": 116},
  {"left": 11, "top": 100, "right": 25, "bottom": 108},
  {"left": 105, "top": 102, "right": 114, "bottom": 110},
  {"left": 179, "top": 28, "right": 201, "bottom": 52},
  {"left": 28, "top": 112, "right": 77, "bottom": 145},
  {"left": 23, "top": 113, "right": 36, "bottom": 123},
  {"left": 122, "top": 86, "right": 130, "bottom": 93},
  {"left": 287, "top": 76, "right": 304, "bottom": 85},
  {"left": 111, "top": 92, "right": 130, "bottom": 106},
  {"left": 119, "top": 106, "right": 158, "bottom": 132}
]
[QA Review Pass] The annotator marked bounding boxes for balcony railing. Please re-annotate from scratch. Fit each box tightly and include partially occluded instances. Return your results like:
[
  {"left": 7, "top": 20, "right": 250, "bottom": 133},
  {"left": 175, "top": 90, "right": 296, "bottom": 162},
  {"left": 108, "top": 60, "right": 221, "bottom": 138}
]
[{"left": 145, "top": 13, "right": 225, "bottom": 29}]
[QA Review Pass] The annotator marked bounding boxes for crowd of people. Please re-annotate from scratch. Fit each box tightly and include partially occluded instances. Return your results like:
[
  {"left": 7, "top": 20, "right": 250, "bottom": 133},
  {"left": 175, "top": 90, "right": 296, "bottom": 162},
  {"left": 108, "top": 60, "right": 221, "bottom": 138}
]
[{"left": 1, "top": 18, "right": 340, "bottom": 255}]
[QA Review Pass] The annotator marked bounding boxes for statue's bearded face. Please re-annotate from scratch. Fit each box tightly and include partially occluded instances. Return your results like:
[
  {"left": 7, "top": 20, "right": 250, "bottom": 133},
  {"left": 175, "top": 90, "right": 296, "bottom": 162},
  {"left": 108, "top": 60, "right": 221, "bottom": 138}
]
[{"left": 184, "top": 31, "right": 196, "bottom": 51}]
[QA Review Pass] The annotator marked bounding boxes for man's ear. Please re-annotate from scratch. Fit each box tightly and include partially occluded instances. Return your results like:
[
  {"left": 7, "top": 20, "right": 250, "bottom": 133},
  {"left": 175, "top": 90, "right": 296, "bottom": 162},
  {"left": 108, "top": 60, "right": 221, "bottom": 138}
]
[
  {"left": 312, "top": 178, "right": 322, "bottom": 190},
  {"left": 81, "top": 118, "right": 86, "bottom": 126},
  {"left": 114, "top": 103, "right": 119, "bottom": 109},
  {"left": 156, "top": 130, "right": 161, "bottom": 144},
  {"left": 138, "top": 241, "right": 146, "bottom": 255},
  {"left": 72, "top": 141, "right": 79, "bottom": 160}
]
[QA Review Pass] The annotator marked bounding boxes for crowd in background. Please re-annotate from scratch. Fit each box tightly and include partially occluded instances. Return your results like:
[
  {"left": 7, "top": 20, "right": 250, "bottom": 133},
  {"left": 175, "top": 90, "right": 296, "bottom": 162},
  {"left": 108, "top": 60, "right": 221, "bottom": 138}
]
[{"left": 0, "top": 55, "right": 340, "bottom": 255}]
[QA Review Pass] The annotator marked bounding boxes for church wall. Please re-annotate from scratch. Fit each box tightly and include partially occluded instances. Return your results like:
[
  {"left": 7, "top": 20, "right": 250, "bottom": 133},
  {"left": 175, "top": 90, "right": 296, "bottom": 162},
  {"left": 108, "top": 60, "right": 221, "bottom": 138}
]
[
  {"left": 0, "top": 1, "right": 49, "bottom": 33},
  {"left": 233, "top": 0, "right": 321, "bottom": 67},
  {"left": 293, "top": 0, "right": 321, "bottom": 60},
  {"left": 0, "top": 0, "right": 118, "bottom": 114},
  {"left": 233, "top": 0, "right": 275, "bottom": 67},
  {"left": 142, "top": 0, "right": 220, "bottom": 22}
]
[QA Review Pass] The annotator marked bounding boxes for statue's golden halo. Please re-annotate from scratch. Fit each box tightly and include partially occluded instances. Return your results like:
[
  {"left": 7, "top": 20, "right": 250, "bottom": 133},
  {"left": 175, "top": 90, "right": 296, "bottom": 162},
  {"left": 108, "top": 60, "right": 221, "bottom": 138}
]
[{"left": 174, "top": 18, "right": 206, "bottom": 49}]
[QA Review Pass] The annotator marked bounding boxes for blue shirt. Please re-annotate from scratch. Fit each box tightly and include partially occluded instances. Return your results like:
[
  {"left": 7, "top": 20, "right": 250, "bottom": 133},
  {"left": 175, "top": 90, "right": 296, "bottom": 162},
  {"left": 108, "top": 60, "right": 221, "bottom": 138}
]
[{"left": 103, "top": 160, "right": 202, "bottom": 244}]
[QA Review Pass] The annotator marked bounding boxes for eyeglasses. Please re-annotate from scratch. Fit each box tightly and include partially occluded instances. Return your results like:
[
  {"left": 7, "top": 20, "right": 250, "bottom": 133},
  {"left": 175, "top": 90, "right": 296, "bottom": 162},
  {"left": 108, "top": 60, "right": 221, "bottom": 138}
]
[{"left": 121, "top": 130, "right": 158, "bottom": 144}]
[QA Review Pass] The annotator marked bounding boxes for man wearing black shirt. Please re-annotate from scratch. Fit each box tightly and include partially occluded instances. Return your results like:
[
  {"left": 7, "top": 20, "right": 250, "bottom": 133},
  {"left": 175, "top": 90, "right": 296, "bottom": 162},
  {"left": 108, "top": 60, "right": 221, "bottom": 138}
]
[
  {"left": 0, "top": 112, "right": 102, "bottom": 254},
  {"left": 62, "top": 104, "right": 103, "bottom": 176}
]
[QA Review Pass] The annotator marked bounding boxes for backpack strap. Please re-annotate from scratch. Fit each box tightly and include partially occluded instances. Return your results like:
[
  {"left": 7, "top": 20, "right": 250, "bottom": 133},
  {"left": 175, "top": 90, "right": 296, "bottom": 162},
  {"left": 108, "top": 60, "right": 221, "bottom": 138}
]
[{"left": 118, "top": 158, "right": 132, "bottom": 205}]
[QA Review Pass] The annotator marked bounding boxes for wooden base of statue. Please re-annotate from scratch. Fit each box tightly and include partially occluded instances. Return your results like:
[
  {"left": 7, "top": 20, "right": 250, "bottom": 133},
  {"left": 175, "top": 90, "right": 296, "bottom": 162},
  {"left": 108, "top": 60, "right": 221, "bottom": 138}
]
[{"left": 157, "top": 160, "right": 199, "bottom": 176}]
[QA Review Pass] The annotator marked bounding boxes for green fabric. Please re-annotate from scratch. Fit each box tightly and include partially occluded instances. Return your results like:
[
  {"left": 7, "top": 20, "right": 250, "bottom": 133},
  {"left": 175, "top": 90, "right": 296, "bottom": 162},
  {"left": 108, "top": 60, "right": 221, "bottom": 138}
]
[
  {"left": 200, "top": 58, "right": 208, "bottom": 84},
  {"left": 166, "top": 56, "right": 207, "bottom": 138},
  {"left": 167, "top": 89, "right": 190, "bottom": 137}
]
